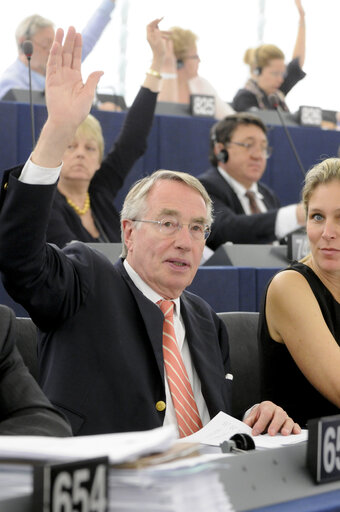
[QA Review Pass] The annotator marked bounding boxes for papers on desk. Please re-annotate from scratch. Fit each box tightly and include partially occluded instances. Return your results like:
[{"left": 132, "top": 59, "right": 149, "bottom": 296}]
[
  {"left": 0, "top": 425, "right": 236, "bottom": 512},
  {"left": 0, "top": 463, "right": 32, "bottom": 501},
  {"left": 109, "top": 455, "right": 235, "bottom": 512},
  {"left": 0, "top": 425, "right": 177, "bottom": 464},
  {"left": 181, "top": 411, "right": 308, "bottom": 449},
  {"left": 0, "top": 412, "right": 307, "bottom": 466},
  {"left": 0, "top": 415, "right": 308, "bottom": 512}
]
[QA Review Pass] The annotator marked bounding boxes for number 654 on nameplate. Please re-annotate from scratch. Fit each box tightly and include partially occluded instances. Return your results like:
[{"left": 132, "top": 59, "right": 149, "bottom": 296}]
[{"left": 33, "top": 456, "right": 109, "bottom": 512}]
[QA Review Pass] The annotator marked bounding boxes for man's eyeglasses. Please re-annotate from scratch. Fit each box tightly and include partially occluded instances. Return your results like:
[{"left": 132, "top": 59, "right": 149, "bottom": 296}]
[
  {"left": 228, "top": 140, "right": 272, "bottom": 159},
  {"left": 133, "top": 218, "right": 211, "bottom": 240}
]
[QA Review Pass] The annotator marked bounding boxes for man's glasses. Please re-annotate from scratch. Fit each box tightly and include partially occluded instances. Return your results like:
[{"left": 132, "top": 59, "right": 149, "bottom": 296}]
[
  {"left": 228, "top": 140, "right": 272, "bottom": 159},
  {"left": 133, "top": 217, "right": 211, "bottom": 241}
]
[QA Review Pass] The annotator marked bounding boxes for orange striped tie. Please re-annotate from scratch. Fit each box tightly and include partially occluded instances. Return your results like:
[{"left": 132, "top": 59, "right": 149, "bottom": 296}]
[{"left": 159, "top": 300, "right": 203, "bottom": 437}]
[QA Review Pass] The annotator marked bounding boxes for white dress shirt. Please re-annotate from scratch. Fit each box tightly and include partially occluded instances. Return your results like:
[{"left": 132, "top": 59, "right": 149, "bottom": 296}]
[{"left": 123, "top": 260, "right": 211, "bottom": 435}]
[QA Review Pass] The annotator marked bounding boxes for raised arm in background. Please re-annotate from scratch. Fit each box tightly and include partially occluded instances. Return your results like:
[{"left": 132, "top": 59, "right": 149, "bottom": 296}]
[{"left": 292, "top": 0, "right": 306, "bottom": 67}]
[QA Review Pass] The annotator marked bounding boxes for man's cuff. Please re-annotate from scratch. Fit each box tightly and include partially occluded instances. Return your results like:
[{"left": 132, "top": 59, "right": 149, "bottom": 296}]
[
  {"left": 19, "top": 157, "right": 62, "bottom": 185},
  {"left": 243, "top": 403, "right": 259, "bottom": 421},
  {"left": 275, "top": 204, "right": 300, "bottom": 240}
]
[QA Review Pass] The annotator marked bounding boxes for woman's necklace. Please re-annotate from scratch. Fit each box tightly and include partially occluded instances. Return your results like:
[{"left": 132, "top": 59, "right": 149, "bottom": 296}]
[{"left": 66, "top": 192, "right": 91, "bottom": 216}]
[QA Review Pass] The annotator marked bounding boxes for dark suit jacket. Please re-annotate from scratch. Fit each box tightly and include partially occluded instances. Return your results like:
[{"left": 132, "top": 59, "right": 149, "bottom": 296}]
[
  {"left": 198, "top": 167, "right": 281, "bottom": 250},
  {"left": 47, "top": 86, "right": 158, "bottom": 248},
  {"left": 0, "top": 173, "right": 232, "bottom": 436},
  {"left": 0, "top": 305, "right": 71, "bottom": 436}
]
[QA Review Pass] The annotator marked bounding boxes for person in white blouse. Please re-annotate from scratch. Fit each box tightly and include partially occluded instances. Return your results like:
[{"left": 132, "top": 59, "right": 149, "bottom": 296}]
[{"left": 157, "top": 26, "right": 234, "bottom": 120}]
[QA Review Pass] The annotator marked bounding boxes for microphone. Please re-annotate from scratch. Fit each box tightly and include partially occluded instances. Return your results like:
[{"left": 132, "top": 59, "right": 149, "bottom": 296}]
[
  {"left": 268, "top": 93, "right": 305, "bottom": 177},
  {"left": 220, "top": 433, "right": 255, "bottom": 454},
  {"left": 22, "top": 40, "right": 36, "bottom": 148}
]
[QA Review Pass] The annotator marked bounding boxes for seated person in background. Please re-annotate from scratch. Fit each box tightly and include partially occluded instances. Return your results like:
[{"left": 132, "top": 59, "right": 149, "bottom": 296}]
[
  {"left": 46, "top": 18, "right": 164, "bottom": 248},
  {"left": 198, "top": 113, "right": 305, "bottom": 251},
  {"left": 158, "top": 26, "right": 234, "bottom": 120},
  {"left": 259, "top": 157, "right": 340, "bottom": 428},
  {"left": 233, "top": 0, "right": 306, "bottom": 112},
  {"left": 0, "top": 25, "right": 301, "bottom": 438},
  {"left": 0, "top": 305, "right": 71, "bottom": 436},
  {"left": 0, "top": 0, "right": 116, "bottom": 103}
]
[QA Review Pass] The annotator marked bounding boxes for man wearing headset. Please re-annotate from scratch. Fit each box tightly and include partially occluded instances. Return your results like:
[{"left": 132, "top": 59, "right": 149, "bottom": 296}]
[{"left": 198, "top": 113, "right": 305, "bottom": 251}]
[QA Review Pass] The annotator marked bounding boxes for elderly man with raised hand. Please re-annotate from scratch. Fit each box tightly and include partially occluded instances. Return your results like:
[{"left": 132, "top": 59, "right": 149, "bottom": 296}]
[{"left": 0, "top": 25, "right": 301, "bottom": 438}]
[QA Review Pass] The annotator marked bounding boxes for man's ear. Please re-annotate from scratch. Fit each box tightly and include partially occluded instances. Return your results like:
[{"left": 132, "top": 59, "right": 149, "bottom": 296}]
[
  {"left": 122, "top": 219, "right": 134, "bottom": 252},
  {"left": 18, "top": 38, "right": 25, "bottom": 53},
  {"left": 214, "top": 142, "right": 225, "bottom": 155}
]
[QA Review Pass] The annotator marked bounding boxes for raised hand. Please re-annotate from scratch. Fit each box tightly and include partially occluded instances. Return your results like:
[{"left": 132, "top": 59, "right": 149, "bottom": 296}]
[
  {"left": 32, "top": 26, "right": 103, "bottom": 168},
  {"left": 294, "top": 0, "right": 305, "bottom": 19},
  {"left": 46, "top": 26, "right": 103, "bottom": 130},
  {"left": 147, "top": 18, "right": 167, "bottom": 63}
]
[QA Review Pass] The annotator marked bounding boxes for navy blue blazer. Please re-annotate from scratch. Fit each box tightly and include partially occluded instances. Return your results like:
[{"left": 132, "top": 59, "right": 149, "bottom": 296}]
[
  {"left": 0, "top": 172, "right": 232, "bottom": 436},
  {"left": 198, "top": 167, "right": 281, "bottom": 250}
]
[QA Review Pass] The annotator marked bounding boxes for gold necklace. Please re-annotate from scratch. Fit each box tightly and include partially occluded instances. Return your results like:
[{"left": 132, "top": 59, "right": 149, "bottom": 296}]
[{"left": 66, "top": 192, "right": 91, "bottom": 215}]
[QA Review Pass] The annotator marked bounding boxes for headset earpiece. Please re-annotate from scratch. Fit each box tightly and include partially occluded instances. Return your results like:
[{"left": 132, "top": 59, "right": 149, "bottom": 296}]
[
  {"left": 216, "top": 148, "right": 229, "bottom": 164},
  {"left": 253, "top": 46, "right": 262, "bottom": 76}
]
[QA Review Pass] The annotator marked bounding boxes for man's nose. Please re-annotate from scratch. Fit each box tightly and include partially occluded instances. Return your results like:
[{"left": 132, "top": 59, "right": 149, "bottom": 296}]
[{"left": 174, "top": 224, "right": 193, "bottom": 248}]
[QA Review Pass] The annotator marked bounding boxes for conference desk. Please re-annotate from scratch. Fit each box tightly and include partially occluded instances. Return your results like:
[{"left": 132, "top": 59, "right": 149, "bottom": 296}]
[
  {"left": 3, "top": 443, "right": 340, "bottom": 511},
  {"left": 187, "top": 265, "right": 279, "bottom": 313},
  {"left": 219, "top": 442, "right": 340, "bottom": 511},
  {"left": 1, "top": 101, "right": 340, "bottom": 211}
]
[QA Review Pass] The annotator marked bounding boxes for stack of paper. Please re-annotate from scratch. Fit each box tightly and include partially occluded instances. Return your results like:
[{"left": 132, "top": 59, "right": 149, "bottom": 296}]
[
  {"left": 109, "top": 455, "right": 235, "bottom": 512},
  {"left": 0, "top": 425, "right": 236, "bottom": 511},
  {"left": 0, "top": 463, "right": 32, "bottom": 502}
]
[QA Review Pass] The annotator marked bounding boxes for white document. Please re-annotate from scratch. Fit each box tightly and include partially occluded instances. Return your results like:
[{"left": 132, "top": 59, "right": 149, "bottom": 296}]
[
  {"left": 180, "top": 411, "right": 308, "bottom": 449},
  {"left": 180, "top": 411, "right": 252, "bottom": 445}
]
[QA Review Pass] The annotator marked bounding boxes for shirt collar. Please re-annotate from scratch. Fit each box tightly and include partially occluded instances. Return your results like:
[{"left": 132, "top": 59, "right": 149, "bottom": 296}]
[
  {"left": 123, "top": 259, "right": 181, "bottom": 313},
  {"left": 217, "top": 166, "right": 264, "bottom": 200}
]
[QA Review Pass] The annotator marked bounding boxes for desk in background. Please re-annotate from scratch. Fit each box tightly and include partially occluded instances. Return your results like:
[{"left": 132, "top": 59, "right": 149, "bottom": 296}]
[
  {"left": 0, "top": 265, "right": 280, "bottom": 317},
  {"left": 1, "top": 101, "right": 340, "bottom": 210},
  {"left": 187, "top": 266, "right": 279, "bottom": 313}
]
